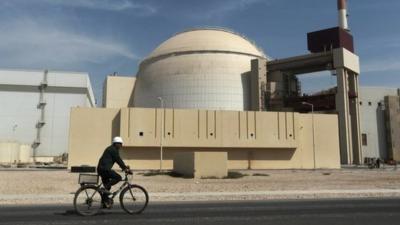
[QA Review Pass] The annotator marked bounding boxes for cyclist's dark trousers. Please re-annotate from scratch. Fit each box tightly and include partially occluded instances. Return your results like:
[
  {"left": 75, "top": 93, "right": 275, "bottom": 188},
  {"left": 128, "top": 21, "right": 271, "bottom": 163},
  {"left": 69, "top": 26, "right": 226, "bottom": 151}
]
[
  {"left": 98, "top": 169, "right": 122, "bottom": 202},
  {"left": 99, "top": 169, "right": 122, "bottom": 190}
]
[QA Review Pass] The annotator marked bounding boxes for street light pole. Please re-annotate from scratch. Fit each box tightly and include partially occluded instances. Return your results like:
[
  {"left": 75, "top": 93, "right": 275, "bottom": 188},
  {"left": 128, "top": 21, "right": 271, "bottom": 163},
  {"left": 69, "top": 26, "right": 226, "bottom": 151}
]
[
  {"left": 12, "top": 124, "right": 18, "bottom": 140},
  {"left": 302, "top": 102, "right": 316, "bottom": 169},
  {"left": 157, "top": 97, "right": 164, "bottom": 171}
]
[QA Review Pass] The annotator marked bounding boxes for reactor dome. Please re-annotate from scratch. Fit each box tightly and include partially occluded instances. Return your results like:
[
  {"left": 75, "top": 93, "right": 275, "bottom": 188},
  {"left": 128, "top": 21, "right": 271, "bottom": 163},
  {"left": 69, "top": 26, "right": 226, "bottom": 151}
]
[{"left": 132, "top": 28, "right": 266, "bottom": 110}]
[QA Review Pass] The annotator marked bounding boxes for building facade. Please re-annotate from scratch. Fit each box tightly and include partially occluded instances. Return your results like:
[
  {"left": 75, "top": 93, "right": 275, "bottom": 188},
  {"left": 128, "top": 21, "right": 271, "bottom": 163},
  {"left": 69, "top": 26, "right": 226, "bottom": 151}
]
[
  {"left": 359, "top": 87, "right": 400, "bottom": 161},
  {"left": 385, "top": 94, "right": 400, "bottom": 161},
  {"left": 68, "top": 107, "right": 341, "bottom": 170},
  {"left": 0, "top": 69, "right": 95, "bottom": 162},
  {"left": 102, "top": 75, "right": 135, "bottom": 108},
  {"left": 68, "top": 28, "right": 375, "bottom": 169}
]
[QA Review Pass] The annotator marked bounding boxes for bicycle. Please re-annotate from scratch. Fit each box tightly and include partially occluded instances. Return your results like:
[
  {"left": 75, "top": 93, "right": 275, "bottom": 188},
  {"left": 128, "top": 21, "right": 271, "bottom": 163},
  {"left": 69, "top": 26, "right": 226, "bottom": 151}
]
[{"left": 73, "top": 169, "right": 149, "bottom": 216}]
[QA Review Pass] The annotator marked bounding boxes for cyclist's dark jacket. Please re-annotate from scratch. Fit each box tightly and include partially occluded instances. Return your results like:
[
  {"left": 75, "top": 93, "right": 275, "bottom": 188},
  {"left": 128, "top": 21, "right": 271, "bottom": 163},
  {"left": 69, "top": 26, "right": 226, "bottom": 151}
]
[{"left": 97, "top": 145, "right": 127, "bottom": 171}]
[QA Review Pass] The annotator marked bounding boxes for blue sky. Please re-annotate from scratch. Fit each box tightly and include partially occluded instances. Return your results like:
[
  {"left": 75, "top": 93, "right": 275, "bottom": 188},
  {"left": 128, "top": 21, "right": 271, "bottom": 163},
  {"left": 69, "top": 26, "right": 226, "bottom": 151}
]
[{"left": 0, "top": 0, "right": 399, "bottom": 105}]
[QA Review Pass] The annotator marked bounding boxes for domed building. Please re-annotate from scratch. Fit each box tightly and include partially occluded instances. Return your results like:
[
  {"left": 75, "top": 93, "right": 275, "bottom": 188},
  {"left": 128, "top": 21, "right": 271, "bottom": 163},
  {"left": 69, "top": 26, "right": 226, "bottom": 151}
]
[
  {"left": 132, "top": 28, "right": 266, "bottom": 110},
  {"left": 72, "top": 27, "right": 343, "bottom": 171}
]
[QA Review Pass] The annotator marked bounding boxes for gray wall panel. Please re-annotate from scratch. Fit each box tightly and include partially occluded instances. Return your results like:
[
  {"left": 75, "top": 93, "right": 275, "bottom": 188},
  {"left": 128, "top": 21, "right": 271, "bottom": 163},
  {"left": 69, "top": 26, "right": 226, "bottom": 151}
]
[{"left": 0, "top": 69, "right": 94, "bottom": 158}]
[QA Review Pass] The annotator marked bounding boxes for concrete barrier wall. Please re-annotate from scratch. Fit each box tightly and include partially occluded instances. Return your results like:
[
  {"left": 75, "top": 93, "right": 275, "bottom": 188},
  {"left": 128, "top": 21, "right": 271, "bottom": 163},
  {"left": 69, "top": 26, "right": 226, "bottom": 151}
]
[
  {"left": 173, "top": 152, "right": 227, "bottom": 178},
  {"left": 68, "top": 107, "right": 340, "bottom": 169},
  {"left": 194, "top": 152, "right": 228, "bottom": 178},
  {"left": 67, "top": 108, "right": 120, "bottom": 168},
  {"left": 120, "top": 108, "right": 298, "bottom": 149},
  {"left": 173, "top": 152, "right": 195, "bottom": 177}
]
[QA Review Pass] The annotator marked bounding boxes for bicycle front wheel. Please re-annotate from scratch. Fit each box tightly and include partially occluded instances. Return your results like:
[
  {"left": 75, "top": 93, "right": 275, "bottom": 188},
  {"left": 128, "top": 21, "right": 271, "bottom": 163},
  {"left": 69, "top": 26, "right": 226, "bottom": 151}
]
[
  {"left": 120, "top": 184, "right": 149, "bottom": 214},
  {"left": 73, "top": 185, "right": 102, "bottom": 216}
]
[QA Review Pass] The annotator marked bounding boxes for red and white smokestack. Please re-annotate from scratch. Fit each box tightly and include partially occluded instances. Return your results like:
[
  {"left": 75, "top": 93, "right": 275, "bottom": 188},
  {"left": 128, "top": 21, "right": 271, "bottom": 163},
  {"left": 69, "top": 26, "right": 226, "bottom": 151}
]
[{"left": 338, "top": 0, "right": 349, "bottom": 30}]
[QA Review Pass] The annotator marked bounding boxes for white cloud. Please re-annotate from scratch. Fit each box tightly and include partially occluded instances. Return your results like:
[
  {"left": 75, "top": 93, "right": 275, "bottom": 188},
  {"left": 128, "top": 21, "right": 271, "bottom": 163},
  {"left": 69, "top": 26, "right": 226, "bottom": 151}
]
[
  {"left": 0, "top": 19, "right": 137, "bottom": 69},
  {"left": 50, "top": 0, "right": 140, "bottom": 11},
  {"left": 57, "top": 0, "right": 156, "bottom": 14},
  {"left": 192, "top": 0, "right": 272, "bottom": 20},
  {"left": 3, "top": 0, "right": 157, "bottom": 14}
]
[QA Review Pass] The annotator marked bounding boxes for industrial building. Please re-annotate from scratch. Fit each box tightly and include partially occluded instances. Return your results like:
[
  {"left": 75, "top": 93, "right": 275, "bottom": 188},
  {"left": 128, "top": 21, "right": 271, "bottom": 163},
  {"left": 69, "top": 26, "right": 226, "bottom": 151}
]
[
  {"left": 0, "top": 69, "right": 95, "bottom": 163},
  {"left": 132, "top": 29, "right": 266, "bottom": 110},
  {"left": 359, "top": 87, "right": 400, "bottom": 162},
  {"left": 67, "top": 0, "right": 367, "bottom": 170},
  {"left": 0, "top": 0, "right": 376, "bottom": 169},
  {"left": 2, "top": 0, "right": 399, "bottom": 170},
  {"left": 68, "top": 25, "right": 357, "bottom": 170}
]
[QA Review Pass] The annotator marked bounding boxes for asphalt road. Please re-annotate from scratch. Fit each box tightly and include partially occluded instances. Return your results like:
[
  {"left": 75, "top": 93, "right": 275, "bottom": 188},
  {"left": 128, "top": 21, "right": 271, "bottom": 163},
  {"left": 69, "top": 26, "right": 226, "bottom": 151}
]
[{"left": 1, "top": 198, "right": 400, "bottom": 225}]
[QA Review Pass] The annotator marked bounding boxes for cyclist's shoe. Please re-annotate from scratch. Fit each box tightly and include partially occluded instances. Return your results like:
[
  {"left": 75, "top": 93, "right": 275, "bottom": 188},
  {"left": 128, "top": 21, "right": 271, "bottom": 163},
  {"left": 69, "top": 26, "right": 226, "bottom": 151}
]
[
  {"left": 102, "top": 199, "right": 113, "bottom": 209},
  {"left": 102, "top": 202, "right": 111, "bottom": 209}
]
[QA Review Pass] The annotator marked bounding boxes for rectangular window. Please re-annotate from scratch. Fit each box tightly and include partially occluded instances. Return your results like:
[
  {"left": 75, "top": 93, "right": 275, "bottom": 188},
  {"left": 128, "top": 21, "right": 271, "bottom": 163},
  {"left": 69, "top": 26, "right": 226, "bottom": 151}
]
[{"left": 362, "top": 133, "right": 368, "bottom": 146}]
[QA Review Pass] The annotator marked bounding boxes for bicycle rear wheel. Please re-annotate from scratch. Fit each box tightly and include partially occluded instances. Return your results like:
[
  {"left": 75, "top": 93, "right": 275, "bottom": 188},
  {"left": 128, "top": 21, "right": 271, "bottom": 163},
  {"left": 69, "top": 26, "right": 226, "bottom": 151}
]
[
  {"left": 120, "top": 184, "right": 149, "bottom": 214},
  {"left": 74, "top": 185, "right": 102, "bottom": 216}
]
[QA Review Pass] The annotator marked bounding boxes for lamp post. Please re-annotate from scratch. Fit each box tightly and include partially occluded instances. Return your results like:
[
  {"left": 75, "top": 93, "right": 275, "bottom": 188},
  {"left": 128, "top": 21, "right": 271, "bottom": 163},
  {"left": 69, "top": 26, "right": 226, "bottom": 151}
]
[
  {"left": 12, "top": 124, "right": 18, "bottom": 164},
  {"left": 302, "top": 102, "right": 316, "bottom": 169},
  {"left": 12, "top": 124, "right": 18, "bottom": 140},
  {"left": 157, "top": 97, "right": 164, "bottom": 171}
]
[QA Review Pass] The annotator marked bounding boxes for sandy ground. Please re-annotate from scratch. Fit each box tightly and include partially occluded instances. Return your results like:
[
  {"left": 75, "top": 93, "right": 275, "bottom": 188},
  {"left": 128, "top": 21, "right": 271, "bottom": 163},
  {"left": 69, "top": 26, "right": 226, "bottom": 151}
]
[{"left": 1, "top": 168, "right": 400, "bottom": 204}]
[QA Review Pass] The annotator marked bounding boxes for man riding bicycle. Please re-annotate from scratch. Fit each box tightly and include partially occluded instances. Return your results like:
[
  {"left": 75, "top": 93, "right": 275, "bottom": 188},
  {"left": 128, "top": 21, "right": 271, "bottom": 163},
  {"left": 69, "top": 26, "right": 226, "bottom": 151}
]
[{"left": 97, "top": 136, "right": 131, "bottom": 207}]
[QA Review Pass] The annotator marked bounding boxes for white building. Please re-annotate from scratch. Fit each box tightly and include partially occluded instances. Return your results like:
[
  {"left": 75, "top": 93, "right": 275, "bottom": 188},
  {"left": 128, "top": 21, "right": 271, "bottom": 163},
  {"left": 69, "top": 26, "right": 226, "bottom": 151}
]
[
  {"left": 133, "top": 28, "right": 266, "bottom": 110},
  {"left": 359, "top": 86, "right": 399, "bottom": 160},
  {"left": 0, "top": 69, "right": 95, "bottom": 162}
]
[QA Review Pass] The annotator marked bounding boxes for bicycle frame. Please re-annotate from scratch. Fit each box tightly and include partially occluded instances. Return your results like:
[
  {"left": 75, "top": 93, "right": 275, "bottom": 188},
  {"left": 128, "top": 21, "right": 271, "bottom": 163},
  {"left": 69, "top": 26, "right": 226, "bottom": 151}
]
[
  {"left": 95, "top": 173, "right": 132, "bottom": 200},
  {"left": 74, "top": 171, "right": 149, "bottom": 216}
]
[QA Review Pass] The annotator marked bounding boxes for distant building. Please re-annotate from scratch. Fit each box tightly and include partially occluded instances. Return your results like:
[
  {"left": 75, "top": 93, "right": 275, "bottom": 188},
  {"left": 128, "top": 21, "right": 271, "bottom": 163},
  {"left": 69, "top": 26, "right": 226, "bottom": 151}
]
[
  {"left": 359, "top": 87, "right": 400, "bottom": 161},
  {"left": 69, "top": 28, "right": 342, "bottom": 170},
  {"left": 0, "top": 69, "right": 95, "bottom": 162}
]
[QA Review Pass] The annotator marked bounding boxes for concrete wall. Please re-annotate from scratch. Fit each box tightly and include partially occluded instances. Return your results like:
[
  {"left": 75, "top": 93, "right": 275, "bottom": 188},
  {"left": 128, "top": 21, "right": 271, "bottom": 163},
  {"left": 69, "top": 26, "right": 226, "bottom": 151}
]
[
  {"left": 385, "top": 95, "right": 400, "bottom": 161},
  {"left": 359, "top": 87, "right": 398, "bottom": 160},
  {"left": 68, "top": 108, "right": 340, "bottom": 169},
  {"left": 173, "top": 152, "right": 228, "bottom": 178},
  {"left": 103, "top": 76, "right": 136, "bottom": 108},
  {"left": 0, "top": 69, "right": 95, "bottom": 158},
  {"left": 194, "top": 152, "right": 227, "bottom": 178},
  {"left": 173, "top": 152, "right": 195, "bottom": 176},
  {"left": 120, "top": 108, "right": 298, "bottom": 149},
  {"left": 68, "top": 108, "right": 121, "bottom": 168}
]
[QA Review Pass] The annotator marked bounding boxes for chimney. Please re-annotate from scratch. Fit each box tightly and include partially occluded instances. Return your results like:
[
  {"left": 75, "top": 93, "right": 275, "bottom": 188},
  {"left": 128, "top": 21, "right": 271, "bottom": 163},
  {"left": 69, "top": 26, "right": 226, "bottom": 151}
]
[{"left": 338, "top": 0, "right": 349, "bottom": 30}]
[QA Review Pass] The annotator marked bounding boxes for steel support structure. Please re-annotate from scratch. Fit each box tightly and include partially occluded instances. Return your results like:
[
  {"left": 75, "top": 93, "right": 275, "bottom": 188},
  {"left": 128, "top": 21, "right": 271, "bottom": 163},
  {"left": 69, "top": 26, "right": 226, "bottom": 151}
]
[
  {"left": 33, "top": 69, "right": 48, "bottom": 163},
  {"left": 261, "top": 48, "right": 361, "bottom": 165},
  {"left": 250, "top": 58, "right": 267, "bottom": 111}
]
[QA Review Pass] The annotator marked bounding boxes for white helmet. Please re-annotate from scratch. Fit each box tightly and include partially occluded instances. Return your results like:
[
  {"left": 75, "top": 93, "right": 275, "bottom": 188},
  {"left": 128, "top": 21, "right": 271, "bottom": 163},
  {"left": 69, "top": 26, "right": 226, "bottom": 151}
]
[{"left": 112, "top": 136, "right": 123, "bottom": 144}]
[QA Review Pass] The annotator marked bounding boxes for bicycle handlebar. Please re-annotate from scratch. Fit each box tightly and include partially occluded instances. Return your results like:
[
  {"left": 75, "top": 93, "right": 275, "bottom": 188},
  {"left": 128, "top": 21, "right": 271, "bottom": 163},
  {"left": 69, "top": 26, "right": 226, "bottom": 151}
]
[{"left": 123, "top": 169, "right": 133, "bottom": 181}]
